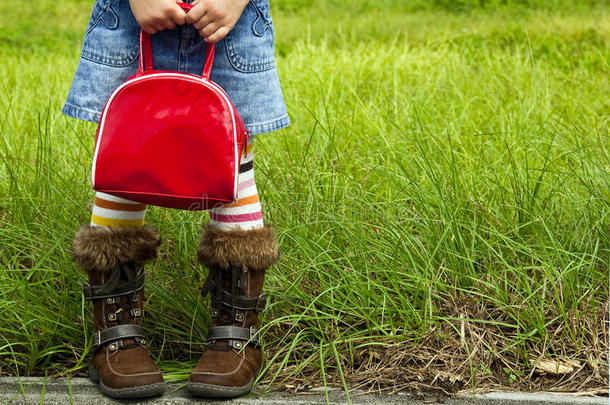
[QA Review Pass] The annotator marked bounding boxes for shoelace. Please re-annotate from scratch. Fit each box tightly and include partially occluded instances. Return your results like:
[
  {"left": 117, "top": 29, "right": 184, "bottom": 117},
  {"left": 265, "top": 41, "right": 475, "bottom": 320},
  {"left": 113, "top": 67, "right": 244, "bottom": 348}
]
[
  {"left": 99, "top": 262, "right": 143, "bottom": 350},
  {"left": 201, "top": 267, "right": 244, "bottom": 351}
]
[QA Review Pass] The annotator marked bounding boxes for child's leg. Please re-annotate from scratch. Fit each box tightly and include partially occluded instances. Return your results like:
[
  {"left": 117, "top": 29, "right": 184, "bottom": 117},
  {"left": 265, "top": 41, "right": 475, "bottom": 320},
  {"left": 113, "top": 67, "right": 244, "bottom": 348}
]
[
  {"left": 73, "top": 195, "right": 164, "bottom": 398},
  {"left": 209, "top": 136, "right": 264, "bottom": 230},
  {"left": 90, "top": 192, "right": 147, "bottom": 228},
  {"left": 188, "top": 136, "right": 279, "bottom": 398}
]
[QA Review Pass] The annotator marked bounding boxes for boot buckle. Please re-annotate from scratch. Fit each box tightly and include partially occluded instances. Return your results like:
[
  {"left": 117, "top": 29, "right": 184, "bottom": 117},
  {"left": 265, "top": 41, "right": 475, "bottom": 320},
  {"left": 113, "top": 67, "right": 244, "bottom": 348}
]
[
  {"left": 249, "top": 326, "right": 260, "bottom": 345},
  {"left": 93, "top": 330, "right": 101, "bottom": 347},
  {"left": 92, "top": 325, "right": 147, "bottom": 349}
]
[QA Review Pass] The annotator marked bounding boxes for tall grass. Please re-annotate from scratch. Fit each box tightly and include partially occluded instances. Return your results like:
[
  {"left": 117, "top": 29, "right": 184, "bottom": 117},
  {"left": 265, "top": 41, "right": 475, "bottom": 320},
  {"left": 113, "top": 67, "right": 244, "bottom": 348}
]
[{"left": 0, "top": 0, "right": 608, "bottom": 394}]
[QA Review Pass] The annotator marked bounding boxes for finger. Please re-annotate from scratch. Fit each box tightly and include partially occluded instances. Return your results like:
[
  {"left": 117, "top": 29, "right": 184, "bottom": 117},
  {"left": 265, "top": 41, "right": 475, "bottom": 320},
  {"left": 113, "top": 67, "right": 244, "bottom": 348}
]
[
  {"left": 168, "top": 4, "right": 187, "bottom": 25},
  {"left": 152, "top": 21, "right": 167, "bottom": 32},
  {"left": 142, "top": 25, "right": 157, "bottom": 35},
  {"left": 164, "top": 21, "right": 177, "bottom": 30},
  {"left": 204, "top": 25, "right": 230, "bottom": 43},
  {"left": 199, "top": 21, "right": 221, "bottom": 38},
  {"left": 193, "top": 13, "right": 216, "bottom": 30},
  {"left": 185, "top": 2, "right": 206, "bottom": 24}
]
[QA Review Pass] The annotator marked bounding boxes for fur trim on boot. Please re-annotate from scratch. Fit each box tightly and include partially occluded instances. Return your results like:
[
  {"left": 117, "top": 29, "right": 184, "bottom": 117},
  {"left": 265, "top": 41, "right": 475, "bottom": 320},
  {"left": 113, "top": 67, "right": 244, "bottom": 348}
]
[
  {"left": 197, "top": 225, "right": 279, "bottom": 271},
  {"left": 73, "top": 225, "right": 161, "bottom": 273}
]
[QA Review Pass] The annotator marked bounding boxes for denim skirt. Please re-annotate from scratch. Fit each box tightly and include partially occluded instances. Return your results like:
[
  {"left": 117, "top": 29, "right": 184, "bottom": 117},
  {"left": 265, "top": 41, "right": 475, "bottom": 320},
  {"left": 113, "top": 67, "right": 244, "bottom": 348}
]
[{"left": 62, "top": 0, "right": 290, "bottom": 135}]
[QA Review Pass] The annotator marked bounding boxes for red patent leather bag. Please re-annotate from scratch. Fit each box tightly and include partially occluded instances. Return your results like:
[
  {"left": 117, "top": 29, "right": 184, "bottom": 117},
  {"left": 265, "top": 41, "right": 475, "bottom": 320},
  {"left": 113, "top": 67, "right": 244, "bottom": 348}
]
[{"left": 92, "top": 3, "right": 248, "bottom": 210}]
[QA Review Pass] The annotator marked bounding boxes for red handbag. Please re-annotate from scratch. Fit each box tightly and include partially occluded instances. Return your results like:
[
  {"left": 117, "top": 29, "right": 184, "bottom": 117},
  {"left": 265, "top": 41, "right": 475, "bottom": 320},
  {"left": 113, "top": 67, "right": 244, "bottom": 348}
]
[{"left": 92, "top": 3, "right": 248, "bottom": 210}]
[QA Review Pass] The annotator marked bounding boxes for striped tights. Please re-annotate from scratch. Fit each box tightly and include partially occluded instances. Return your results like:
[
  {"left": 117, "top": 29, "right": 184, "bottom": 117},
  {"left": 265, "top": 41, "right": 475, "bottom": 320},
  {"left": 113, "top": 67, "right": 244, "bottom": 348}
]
[{"left": 90, "top": 136, "right": 264, "bottom": 231}]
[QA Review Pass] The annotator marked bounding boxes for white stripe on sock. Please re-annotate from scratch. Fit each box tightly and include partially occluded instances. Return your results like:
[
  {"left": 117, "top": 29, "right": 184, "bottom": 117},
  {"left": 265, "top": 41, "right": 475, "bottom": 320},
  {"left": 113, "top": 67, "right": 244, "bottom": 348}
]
[
  {"left": 210, "top": 219, "right": 263, "bottom": 231},
  {"left": 92, "top": 206, "right": 146, "bottom": 220},
  {"left": 211, "top": 201, "right": 262, "bottom": 216},
  {"left": 237, "top": 168, "right": 254, "bottom": 182},
  {"left": 238, "top": 184, "right": 258, "bottom": 199}
]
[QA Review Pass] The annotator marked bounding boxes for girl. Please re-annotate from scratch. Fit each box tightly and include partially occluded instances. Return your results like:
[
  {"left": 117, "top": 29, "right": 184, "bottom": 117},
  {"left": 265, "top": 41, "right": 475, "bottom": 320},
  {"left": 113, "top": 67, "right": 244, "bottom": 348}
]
[{"left": 65, "top": 0, "right": 288, "bottom": 399}]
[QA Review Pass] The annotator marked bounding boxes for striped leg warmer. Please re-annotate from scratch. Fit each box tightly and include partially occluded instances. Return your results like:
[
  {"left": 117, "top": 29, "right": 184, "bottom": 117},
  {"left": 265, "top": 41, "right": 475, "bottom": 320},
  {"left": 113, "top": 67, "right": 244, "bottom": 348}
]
[
  {"left": 209, "top": 136, "right": 264, "bottom": 231},
  {"left": 90, "top": 192, "right": 147, "bottom": 228}
]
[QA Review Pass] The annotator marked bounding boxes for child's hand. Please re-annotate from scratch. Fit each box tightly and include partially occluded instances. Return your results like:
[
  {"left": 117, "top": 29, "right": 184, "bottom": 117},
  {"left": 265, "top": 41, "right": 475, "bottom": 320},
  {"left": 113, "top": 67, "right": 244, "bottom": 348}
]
[
  {"left": 185, "top": 0, "right": 250, "bottom": 43},
  {"left": 129, "top": 0, "right": 187, "bottom": 34}
]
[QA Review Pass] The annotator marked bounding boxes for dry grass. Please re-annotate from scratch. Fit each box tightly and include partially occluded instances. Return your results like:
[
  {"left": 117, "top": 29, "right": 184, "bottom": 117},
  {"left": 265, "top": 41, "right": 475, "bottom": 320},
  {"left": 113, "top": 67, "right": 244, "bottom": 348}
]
[{"left": 262, "top": 295, "right": 608, "bottom": 395}]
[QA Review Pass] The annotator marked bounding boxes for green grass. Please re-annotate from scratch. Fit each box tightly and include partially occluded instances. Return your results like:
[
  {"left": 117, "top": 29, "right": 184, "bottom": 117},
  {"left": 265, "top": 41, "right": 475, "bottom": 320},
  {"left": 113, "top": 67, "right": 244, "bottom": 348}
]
[{"left": 0, "top": 0, "right": 608, "bottom": 395}]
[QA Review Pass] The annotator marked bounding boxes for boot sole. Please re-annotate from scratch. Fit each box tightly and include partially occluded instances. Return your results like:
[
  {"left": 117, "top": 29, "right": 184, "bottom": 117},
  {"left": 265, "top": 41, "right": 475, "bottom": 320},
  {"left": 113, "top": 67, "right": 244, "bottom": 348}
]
[
  {"left": 186, "top": 377, "right": 255, "bottom": 398},
  {"left": 88, "top": 364, "right": 166, "bottom": 399}
]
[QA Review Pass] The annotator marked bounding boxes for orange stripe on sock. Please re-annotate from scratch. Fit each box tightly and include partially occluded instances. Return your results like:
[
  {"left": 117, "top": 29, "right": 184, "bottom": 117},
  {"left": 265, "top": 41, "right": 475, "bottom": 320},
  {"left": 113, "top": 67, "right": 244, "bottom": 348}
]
[
  {"left": 224, "top": 194, "right": 259, "bottom": 208},
  {"left": 94, "top": 197, "right": 146, "bottom": 212}
]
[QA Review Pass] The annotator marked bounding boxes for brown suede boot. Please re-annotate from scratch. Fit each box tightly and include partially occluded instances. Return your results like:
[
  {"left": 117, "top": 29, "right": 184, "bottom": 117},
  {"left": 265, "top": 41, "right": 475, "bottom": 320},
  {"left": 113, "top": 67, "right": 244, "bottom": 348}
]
[
  {"left": 186, "top": 225, "right": 279, "bottom": 398},
  {"left": 73, "top": 225, "right": 166, "bottom": 399}
]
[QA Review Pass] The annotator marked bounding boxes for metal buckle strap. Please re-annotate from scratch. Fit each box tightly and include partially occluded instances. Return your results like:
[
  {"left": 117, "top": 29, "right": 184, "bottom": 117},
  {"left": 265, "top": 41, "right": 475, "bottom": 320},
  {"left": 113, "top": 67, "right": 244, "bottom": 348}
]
[
  {"left": 209, "top": 282, "right": 267, "bottom": 312},
  {"left": 92, "top": 324, "right": 146, "bottom": 349},
  {"left": 207, "top": 325, "right": 260, "bottom": 348},
  {"left": 83, "top": 273, "right": 145, "bottom": 300}
]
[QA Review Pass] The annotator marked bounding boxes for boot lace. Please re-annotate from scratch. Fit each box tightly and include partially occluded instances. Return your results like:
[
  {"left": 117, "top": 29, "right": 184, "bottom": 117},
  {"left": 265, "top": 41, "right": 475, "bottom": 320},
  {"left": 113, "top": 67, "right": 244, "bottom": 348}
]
[
  {"left": 201, "top": 266, "right": 244, "bottom": 351},
  {"left": 99, "top": 262, "right": 143, "bottom": 350}
]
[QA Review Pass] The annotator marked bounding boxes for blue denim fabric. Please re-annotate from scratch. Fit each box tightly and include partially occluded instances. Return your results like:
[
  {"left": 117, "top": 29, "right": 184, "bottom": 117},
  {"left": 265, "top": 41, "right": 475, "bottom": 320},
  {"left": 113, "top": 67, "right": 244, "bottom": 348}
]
[{"left": 62, "top": 0, "right": 290, "bottom": 135}]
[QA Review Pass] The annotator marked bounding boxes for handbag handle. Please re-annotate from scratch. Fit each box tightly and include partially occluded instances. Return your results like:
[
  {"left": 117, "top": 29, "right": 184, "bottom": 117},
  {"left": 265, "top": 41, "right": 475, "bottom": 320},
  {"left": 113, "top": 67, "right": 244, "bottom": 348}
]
[{"left": 137, "top": 2, "right": 215, "bottom": 80}]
